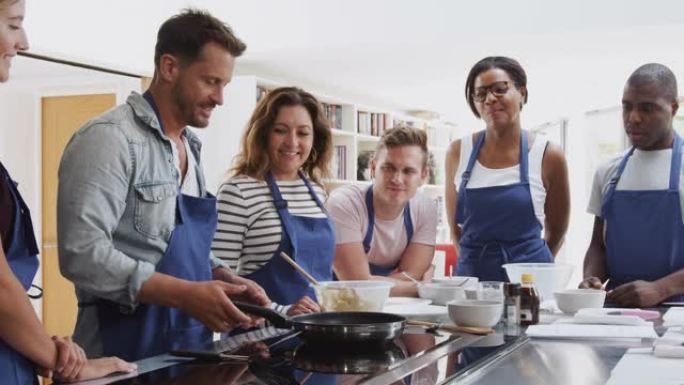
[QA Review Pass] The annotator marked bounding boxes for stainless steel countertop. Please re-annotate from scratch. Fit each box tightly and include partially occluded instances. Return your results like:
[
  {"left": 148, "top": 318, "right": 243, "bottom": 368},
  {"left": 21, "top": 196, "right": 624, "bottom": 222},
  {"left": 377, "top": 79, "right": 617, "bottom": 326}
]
[
  {"left": 441, "top": 308, "right": 667, "bottom": 385},
  {"left": 447, "top": 338, "right": 642, "bottom": 385}
]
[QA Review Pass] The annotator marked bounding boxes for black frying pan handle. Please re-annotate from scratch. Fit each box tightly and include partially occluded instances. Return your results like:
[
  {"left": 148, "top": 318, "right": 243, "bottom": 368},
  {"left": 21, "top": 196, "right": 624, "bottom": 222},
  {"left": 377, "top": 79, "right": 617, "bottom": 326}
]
[{"left": 234, "top": 301, "right": 291, "bottom": 329}]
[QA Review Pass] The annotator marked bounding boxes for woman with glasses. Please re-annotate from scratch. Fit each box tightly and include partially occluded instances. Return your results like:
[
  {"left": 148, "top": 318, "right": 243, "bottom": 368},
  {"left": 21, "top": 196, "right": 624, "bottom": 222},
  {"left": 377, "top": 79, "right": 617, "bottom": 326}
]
[{"left": 444, "top": 56, "right": 570, "bottom": 282}]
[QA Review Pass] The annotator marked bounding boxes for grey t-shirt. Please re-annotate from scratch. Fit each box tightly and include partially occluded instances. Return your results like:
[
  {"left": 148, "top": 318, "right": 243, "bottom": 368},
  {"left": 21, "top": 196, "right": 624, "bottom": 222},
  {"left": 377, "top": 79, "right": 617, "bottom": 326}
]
[{"left": 587, "top": 148, "right": 684, "bottom": 220}]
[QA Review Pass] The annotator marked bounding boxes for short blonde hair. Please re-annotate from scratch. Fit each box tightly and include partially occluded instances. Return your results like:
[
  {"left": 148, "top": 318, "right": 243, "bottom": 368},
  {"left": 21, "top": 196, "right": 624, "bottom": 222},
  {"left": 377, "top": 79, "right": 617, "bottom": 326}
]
[{"left": 374, "top": 126, "right": 429, "bottom": 168}]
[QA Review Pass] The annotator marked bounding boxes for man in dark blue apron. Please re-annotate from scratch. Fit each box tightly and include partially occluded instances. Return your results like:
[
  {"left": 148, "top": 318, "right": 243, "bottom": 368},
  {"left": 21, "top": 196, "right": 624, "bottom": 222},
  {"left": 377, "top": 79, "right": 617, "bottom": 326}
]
[
  {"left": 327, "top": 127, "right": 438, "bottom": 297},
  {"left": 58, "top": 10, "right": 268, "bottom": 362},
  {"left": 582, "top": 63, "right": 684, "bottom": 306}
]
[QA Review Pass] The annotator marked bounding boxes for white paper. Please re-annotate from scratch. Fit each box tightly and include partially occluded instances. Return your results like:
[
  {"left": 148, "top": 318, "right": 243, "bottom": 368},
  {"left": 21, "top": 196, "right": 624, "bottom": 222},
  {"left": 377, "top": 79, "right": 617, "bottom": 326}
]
[
  {"left": 606, "top": 348, "right": 684, "bottom": 385},
  {"left": 525, "top": 324, "right": 657, "bottom": 339},
  {"left": 572, "top": 314, "right": 648, "bottom": 326},
  {"left": 663, "top": 307, "right": 684, "bottom": 327}
]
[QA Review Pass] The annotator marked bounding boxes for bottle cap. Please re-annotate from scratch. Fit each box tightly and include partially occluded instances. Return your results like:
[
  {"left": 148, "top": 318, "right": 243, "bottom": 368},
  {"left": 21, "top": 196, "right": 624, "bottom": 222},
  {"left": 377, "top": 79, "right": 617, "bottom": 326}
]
[{"left": 521, "top": 273, "right": 534, "bottom": 283}]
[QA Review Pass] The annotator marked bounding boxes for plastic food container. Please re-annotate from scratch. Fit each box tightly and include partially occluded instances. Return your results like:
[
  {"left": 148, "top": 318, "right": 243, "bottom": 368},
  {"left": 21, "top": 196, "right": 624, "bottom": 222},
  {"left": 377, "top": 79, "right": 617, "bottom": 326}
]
[
  {"left": 502, "top": 263, "right": 574, "bottom": 301},
  {"left": 314, "top": 280, "right": 394, "bottom": 312},
  {"left": 418, "top": 283, "right": 466, "bottom": 305}
]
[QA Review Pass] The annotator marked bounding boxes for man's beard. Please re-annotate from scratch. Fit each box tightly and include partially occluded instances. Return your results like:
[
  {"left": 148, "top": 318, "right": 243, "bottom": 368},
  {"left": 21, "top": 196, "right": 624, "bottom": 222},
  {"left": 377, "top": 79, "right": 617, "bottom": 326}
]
[{"left": 172, "top": 82, "right": 212, "bottom": 128}]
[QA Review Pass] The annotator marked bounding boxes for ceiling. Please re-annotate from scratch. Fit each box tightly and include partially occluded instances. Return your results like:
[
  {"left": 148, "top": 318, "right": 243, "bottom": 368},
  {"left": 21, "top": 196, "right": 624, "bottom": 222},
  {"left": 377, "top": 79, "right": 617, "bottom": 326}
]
[{"left": 22, "top": 0, "right": 684, "bottom": 127}]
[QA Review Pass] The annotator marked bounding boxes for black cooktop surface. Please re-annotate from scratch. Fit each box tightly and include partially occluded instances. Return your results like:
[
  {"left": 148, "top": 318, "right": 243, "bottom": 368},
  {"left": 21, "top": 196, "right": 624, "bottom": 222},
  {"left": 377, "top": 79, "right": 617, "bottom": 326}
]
[{"left": 106, "top": 326, "right": 522, "bottom": 385}]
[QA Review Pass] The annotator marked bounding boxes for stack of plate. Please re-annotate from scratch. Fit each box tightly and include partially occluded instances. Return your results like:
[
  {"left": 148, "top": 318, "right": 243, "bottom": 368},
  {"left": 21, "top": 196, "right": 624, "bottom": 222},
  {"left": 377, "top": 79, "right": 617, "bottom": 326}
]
[{"left": 382, "top": 297, "right": 448, "bottom": 322}]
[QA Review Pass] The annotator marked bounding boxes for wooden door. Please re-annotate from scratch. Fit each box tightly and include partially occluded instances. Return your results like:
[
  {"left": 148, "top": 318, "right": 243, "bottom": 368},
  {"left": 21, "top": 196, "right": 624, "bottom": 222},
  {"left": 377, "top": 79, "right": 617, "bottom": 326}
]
[{"left": 41, "top": 94, "right": 116, "bottom": 337}]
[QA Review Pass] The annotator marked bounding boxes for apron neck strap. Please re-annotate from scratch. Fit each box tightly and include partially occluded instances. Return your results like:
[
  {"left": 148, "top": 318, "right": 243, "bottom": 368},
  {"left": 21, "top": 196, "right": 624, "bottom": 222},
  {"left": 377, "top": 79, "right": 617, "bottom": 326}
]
[
  {"left": 519, "top": 130, "right": 529, "bottom": 184},
  {"left": 363, "top": 186, "right": 375, "bottom": 253},
  {"left": 266, "top": 170, "right": 324, "bottom": 210},
  {"left": 670, "top": 132, "right": 682, "bottom": 191},
  {"left": 363, "top": 185, "right": 413, "bottom": 254},
  {"left": 610, "top": 146, "right": 636, "bottom": 187},
  {"left": 462, "top": 130, "right": 530, "bottom": 186},
  {"left": 461, "top": 131, "right": 486, "bottom": 186},
  {"left": 265, "top": 171, "right": 287, "bottom": 211},
  {"left": 266, "top": 171, "right": 297, "bottom": 256},
  {"left": 298, "top": 171, "right": 326, "bottom": 210}
]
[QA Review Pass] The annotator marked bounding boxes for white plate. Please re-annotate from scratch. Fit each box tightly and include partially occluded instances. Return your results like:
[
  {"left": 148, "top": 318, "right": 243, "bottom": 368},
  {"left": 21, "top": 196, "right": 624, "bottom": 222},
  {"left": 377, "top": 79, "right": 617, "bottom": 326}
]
[
  {"left": 383, "top": 304, "right": 449, "bottom": 322},
  {"left": 432, "top": 276, "right": 479, "bottom": 288},
  {"left": 385, "top": 297, "right": 432, "bottom": 307}
]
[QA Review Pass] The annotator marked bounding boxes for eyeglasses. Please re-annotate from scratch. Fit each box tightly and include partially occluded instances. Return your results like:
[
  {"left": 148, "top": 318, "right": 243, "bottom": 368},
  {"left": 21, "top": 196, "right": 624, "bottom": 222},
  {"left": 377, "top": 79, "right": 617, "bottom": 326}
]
[{"left": 472, "top": 81, "right": 510, "bottom": 102}]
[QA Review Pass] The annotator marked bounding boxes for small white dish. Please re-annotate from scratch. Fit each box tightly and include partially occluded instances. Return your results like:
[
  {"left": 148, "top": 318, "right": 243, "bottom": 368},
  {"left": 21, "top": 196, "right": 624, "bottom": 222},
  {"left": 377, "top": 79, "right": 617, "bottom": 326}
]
[
  {"left": 385, "top": 297, "right": 432, "bottom": 307},
  {"left": 447, "top": 299, "right": 503, "bottom": 328},
  {"left": 383, "top": 304, "right": 448, "bottom": 322}
]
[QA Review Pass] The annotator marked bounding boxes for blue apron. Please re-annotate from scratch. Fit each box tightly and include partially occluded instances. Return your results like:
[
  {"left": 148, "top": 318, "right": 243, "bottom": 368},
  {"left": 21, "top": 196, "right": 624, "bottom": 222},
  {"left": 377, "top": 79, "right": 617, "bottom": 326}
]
[
  {"left": 246, "top": 171, "right": 334, "bottom": 305},
  {"left": 455, "top": 131, "right": 552, "bottom": 282},
  {"left": 93, "top": 92, "right": 216, "bottom": 361},
  {"left": 363, "top": 186, "right": 414, "bottom": 276},
  {"left": 601, "top": 133, "right": 684, "bottom": 302},
  {"left": 0, "top": 161, "right": 40, "bottom": 385}
]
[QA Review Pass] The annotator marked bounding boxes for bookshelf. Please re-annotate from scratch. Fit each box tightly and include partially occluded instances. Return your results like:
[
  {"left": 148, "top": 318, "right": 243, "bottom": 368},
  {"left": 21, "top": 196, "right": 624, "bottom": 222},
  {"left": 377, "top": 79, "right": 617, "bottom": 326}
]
[{"left": 210, "top": 75, "right": 469, "bottom": 243}]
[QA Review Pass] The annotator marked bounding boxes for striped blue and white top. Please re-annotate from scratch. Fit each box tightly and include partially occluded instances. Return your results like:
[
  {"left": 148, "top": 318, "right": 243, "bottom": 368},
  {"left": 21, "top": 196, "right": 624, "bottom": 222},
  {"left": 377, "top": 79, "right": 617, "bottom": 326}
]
[{"left": 211, "top": 175, "right": 327, "bottom": 276}]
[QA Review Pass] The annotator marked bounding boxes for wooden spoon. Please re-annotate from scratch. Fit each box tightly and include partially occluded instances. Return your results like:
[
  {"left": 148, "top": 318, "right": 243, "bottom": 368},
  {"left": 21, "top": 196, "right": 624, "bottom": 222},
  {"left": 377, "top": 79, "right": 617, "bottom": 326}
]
[
  {"left": 280, "top": 252, "right": 319, "bottom": 286},
  {"left": 407, "top": 320, "right": 494, "bottom": 335},
  {"left": 279, "top": 252, "right": 360, "bottom": 309}
]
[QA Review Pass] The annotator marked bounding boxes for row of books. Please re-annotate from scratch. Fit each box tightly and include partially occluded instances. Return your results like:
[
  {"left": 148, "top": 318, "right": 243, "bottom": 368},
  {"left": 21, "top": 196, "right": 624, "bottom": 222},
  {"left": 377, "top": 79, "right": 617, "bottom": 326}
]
[
  {"left": 392, "top": 119, "right": 426, "bottom": 131},
  {"left": 322, "top": 103, "right": 343, "bottom": 129},
  {"left": 330, "top": 145, "right": 348, "bottom": 180},
  {"left": 357, "top": 111, "right": 389, "bottom": 136}
]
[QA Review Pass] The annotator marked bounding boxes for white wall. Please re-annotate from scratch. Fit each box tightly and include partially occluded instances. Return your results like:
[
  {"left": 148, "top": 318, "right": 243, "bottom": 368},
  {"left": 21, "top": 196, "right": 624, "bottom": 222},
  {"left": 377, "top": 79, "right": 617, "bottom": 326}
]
[{"left": 194, "top": 76, "right": 258, "bottom": 193}]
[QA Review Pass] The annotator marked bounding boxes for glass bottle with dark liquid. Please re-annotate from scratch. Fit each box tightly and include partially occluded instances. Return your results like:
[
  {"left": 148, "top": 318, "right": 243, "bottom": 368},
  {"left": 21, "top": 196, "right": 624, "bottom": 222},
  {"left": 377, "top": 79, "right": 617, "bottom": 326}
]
[{"left": 519, "top": 273, "right": 540, "bottom": 326}]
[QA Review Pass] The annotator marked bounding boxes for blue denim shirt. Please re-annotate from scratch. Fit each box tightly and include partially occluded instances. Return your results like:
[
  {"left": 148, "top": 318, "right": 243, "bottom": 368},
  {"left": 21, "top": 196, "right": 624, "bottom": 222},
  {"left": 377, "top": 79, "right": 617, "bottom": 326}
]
[{"left": 57, "top": 92, "right": 225, "bottom": 355}]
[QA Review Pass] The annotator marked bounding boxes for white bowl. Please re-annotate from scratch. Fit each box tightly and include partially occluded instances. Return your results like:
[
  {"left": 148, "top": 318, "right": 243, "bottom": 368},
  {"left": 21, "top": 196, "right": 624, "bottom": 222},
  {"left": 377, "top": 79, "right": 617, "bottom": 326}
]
[
  {"left": 314, "top": 280, "right": 394, "bottom": 312},
  {"left": 418, "top": 283, "right": 466, "bottom": 305},
  {"left": 447, "top": 299, "right": 503, "bottom": 328},
  {"left": 432, "top": 276, "right": 479, "bottom": 288},
  {"left": 554, "top": 289, "right": 606, "bottom": 314},
  {"left": 502, "top": 263, "right": 574, "bottom": 301}
]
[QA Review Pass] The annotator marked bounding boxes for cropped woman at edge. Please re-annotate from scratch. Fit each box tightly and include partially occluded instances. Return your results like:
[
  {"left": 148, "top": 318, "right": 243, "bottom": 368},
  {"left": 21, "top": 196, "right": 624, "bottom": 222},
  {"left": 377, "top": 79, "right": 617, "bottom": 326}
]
[{"left": 0, "top": 0, "right": 136, "bottom": 383}]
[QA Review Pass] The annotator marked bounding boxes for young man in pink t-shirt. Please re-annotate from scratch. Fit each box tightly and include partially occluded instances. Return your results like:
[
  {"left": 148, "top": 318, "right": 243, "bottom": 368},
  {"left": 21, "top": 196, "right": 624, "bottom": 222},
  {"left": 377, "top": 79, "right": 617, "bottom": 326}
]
[{"left": 326, "top": 127, "right": 438, "bottom": 297}]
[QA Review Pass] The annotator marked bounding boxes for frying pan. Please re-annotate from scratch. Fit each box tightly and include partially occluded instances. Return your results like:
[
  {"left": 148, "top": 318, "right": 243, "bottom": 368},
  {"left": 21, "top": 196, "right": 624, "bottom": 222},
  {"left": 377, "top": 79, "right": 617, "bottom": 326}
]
[{"left": 235, "top": 302, "right": 405, "bottom": 343}]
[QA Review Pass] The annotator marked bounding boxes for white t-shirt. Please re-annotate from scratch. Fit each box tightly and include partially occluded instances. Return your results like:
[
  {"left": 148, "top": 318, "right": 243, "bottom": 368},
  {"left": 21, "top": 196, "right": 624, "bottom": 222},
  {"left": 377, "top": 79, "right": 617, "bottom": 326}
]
[
  {"left": 325, "top": 184, "right": 438, "bottom": 269},
  {"left": 587, "top": 148, "right": 684, "bottom": 220},
  {"left": 455, "top": 133, "right": 549, "bottom": 225},
  {"left": 171, "top": 136, "right": 199, "bottom": 197}
]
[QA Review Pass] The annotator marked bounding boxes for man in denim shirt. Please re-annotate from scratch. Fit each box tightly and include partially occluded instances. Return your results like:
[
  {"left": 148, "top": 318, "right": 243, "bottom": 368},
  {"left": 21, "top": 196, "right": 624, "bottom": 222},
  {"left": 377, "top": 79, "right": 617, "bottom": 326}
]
[{"left": 57, "top": 9, "right": 269, "bottom": 361}]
